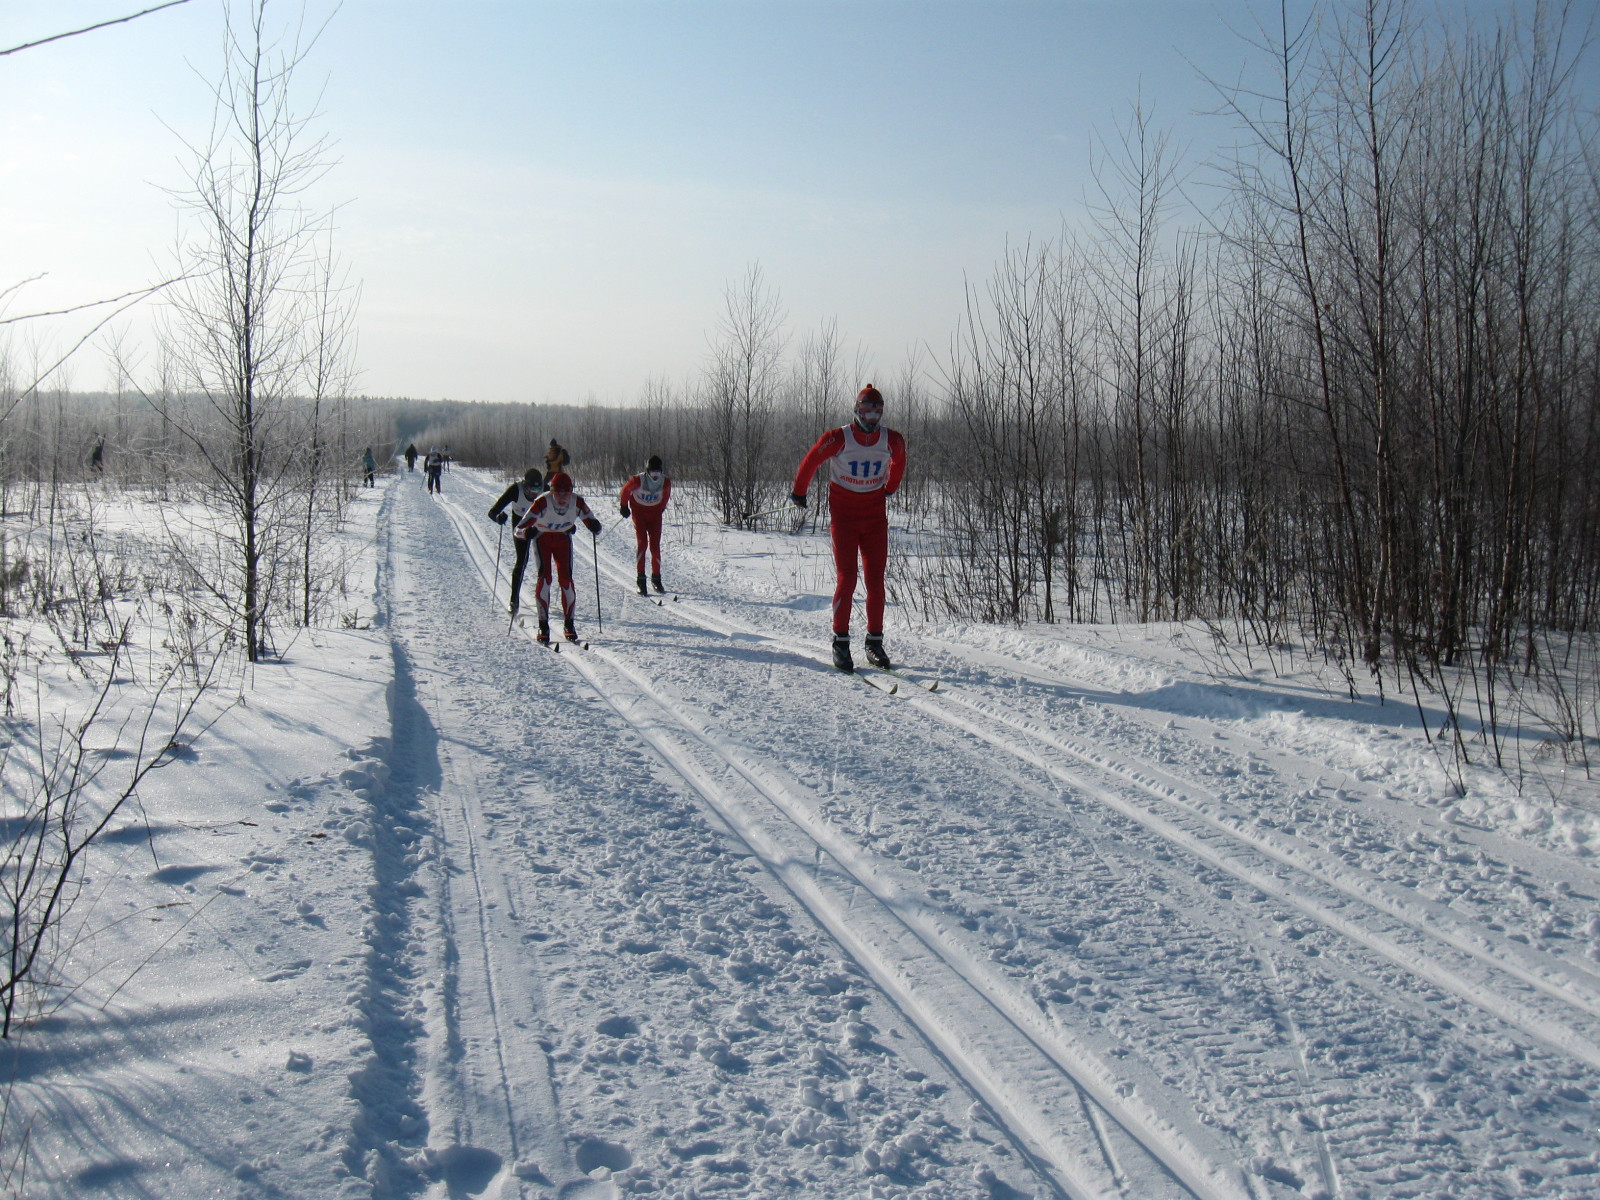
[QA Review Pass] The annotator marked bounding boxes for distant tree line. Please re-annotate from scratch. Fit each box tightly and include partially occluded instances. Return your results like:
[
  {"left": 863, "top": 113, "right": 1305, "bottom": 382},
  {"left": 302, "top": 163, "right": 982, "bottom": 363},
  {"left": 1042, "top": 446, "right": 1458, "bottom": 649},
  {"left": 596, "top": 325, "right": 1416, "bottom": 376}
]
[
  {"left": 416, "top": 1, "right": 1600, "bottom": 782},
  {"left": 7, "top": 0, "right": 1590, "bottom": 784}
]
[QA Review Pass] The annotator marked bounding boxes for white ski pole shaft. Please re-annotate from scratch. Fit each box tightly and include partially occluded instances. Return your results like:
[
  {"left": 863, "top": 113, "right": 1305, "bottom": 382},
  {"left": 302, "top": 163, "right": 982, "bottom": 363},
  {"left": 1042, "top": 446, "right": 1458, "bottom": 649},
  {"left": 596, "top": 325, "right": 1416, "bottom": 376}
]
[{"left": 592, "top": 531, "right": 603, "bottom": 635}]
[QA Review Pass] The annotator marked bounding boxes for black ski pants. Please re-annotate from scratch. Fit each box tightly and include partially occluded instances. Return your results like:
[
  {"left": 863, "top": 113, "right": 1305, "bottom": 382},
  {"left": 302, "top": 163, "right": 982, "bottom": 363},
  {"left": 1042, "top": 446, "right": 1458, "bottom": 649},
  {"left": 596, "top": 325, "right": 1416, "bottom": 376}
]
[{"left": 508, "top": 534, "right": 532, "bottom": 611}]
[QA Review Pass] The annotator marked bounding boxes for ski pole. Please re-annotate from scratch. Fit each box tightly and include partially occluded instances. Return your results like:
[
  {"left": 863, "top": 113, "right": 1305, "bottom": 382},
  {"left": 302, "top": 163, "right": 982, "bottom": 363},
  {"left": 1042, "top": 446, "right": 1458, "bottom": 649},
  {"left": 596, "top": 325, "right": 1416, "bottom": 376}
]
[
  {"left": 739, "top": 503, "right": 799, "bottom": 523},
  {"left": 493, "top": 518, "right": 505, "bottom": 608},
  {"left": 591, "top": 530, "right": 603, "bottom": 635}
]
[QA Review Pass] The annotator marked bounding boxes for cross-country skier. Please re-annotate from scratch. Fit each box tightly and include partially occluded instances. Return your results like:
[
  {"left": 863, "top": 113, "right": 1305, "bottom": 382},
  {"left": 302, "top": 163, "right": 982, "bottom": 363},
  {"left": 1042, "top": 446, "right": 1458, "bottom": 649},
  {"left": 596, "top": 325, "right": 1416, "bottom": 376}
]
[
  {"left": 362, "top": 447, "right": 376, "bottom": 487},
  {"left": 488, "top": 468, "right": 545, "bottom": 615},
  {"left": 513, "top": 471, "right": 602, "bottom": 643},
  {"left": 790, "top": 383, "right": 906, "bottom": 671},
  {"left": 424, "top": 447, "right": 444, "bottom": 494},
  {"left": 404, "top": 443, "right": 418, "bottom": 471},
  {"left": 545, "top": 438, "right": 570, "bottom": 479},
  {"left": 619, "top": 455, "right": 672, "bottom": 595}
]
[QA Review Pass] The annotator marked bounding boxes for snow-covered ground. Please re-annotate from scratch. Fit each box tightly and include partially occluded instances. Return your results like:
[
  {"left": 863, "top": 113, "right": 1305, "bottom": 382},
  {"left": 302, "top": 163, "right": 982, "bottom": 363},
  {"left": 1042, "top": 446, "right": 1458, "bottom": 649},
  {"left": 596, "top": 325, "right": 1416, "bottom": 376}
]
[{"left": 10, "top": 467, "right": 1600, "bottom": 1200}]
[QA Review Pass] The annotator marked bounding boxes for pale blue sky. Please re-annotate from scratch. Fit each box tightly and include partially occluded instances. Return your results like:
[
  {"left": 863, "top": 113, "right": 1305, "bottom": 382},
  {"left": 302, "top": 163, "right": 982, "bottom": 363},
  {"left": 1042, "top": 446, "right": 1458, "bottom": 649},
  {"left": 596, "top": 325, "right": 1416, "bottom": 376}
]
[{"left": 0, "top": 1, "right": 1572, "bottom": 404}]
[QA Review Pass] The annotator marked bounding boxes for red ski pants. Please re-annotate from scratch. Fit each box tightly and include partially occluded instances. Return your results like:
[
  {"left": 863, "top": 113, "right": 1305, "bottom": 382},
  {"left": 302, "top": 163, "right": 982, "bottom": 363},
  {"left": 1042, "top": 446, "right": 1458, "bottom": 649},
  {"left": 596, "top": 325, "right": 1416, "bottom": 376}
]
[
  {"left": 831, "top": 512, "right": 888, "bottom": 635},
  {"left": 533, "top": 532, "right": 576, "bottom": 623},
  {"left": 631, "top": 509, "right": 664, "bottom": 575}
]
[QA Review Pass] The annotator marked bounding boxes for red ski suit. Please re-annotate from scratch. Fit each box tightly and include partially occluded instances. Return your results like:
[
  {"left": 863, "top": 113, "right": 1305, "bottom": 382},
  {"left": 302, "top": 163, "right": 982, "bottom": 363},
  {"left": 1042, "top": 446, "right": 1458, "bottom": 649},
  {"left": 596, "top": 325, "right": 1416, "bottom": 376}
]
[
  {"left": 513, "top": 491, "right": 598, "bottom": 624},
  {"left": 619, "top": 472, "right": 673, "bottom": 575},
  {"left": 792, "top": 424, "right": 906, "bottom": 635}
]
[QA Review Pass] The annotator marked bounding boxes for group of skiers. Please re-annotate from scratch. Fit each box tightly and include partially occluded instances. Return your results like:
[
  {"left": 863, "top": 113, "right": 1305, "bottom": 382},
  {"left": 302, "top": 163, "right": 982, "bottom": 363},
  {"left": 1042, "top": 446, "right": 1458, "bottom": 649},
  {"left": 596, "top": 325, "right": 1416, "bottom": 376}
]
[
  {"left": 475, "top": 385, "right": 902, "bottom": 670},
  {"left": 485, "top": 451, "right": 670, "bottom": 646},
  {"left": 401, "top": 443, "right": 451, "bottom": 492}
]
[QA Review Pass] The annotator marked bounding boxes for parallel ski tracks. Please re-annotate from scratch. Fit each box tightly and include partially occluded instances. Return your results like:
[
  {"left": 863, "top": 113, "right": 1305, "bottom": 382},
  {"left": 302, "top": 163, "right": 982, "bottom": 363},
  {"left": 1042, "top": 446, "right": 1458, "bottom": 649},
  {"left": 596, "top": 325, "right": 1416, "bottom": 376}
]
[
  {"left": 916, "top": 637, "right": 1600, "bottom": 1003},
  {"left": 433, "top": 486, "right": 1226, "bottom": 1200},
  {"left": 435, "top": 477, "right": 1600, "bottom": 1187},
  {"left": 546, "top": 506, "right": 1600, "bottom": 1072},
  {"left": 400, "top": 490, "right": 610, "bottom": 1199}
]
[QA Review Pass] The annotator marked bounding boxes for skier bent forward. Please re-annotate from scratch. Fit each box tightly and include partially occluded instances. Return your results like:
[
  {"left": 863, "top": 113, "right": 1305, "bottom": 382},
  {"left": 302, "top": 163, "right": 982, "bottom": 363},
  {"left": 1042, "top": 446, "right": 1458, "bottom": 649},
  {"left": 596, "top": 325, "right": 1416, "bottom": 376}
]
[
  {"left": 513, "top": 472, "right": 602, "bottom": 643},
  {"left": 619, "top": 455, "right": 673, "bottom": 596},
  {"left": 488, "top": 467, "right": 545, "bottom": 615},
  {"left": 790, "top": 384, "right": 906, "bottom": 671}
]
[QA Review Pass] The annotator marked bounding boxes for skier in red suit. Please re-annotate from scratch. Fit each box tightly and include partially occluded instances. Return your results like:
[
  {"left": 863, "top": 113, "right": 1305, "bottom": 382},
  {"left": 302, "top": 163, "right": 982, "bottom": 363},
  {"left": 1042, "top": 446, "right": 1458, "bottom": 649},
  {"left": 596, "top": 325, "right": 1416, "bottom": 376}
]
[
  {"left": 790, "top": 384, "right": 906, "bottom": 671},
  {"left": 618, "top": 455, "right": 673, "bottom": 596},
  {"left": 512, "top": 472, "right": 602, "bottom": 643}
]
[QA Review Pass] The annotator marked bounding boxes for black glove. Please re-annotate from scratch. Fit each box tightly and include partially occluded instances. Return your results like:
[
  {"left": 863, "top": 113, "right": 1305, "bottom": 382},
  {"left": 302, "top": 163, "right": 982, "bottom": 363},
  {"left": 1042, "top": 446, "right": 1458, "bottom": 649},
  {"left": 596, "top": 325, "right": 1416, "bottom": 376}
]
[
  {"left": 620, "top": 504, "right": 630, "bottom": 518},
  {"left": 584, "top": 517, "right": 603, "bottom": 536},
  {"left": 790, "top": 492, "right": 808, "bottom": 509},
  {"left": 493, "top": 512, "right": 507, "bottom": 525}
]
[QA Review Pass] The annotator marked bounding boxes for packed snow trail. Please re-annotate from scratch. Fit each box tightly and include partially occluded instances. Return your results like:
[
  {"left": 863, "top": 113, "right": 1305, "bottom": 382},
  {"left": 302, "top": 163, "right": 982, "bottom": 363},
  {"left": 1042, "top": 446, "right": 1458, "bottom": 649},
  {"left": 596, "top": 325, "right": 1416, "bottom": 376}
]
[
  {"left": 435, "top": 495, "right": 1218, "bottom": 1198},
  {"left": 408, "top": 471, "right": 1600, "bottom": 1199},
  {"left": 389, "top": 480, "right": 1063, "bottom": 1198},
  {"left": 465, "top": 481, "right": 1600, "bottom": 1067}
]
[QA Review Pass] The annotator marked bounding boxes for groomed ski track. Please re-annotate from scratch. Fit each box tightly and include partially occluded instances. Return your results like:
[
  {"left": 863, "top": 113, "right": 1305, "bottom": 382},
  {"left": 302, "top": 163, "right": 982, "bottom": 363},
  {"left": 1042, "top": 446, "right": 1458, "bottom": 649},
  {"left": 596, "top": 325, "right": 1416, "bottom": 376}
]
[
  {"left": 434, "top": 486, "right": 1213, "bottom": 1200},
  {"left": 406, "top": 471, "right": 1600, "bottom": 1200},
  {"left": 439, "top": 478, "right": 1600, "bottom": 1073}
]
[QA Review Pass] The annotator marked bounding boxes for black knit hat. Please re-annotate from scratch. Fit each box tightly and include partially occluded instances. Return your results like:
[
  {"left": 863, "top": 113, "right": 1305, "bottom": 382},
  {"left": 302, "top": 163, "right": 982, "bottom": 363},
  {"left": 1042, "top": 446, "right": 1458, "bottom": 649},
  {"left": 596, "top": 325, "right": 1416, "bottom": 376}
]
[{"left": 647, "top": 455, "right": 663, "bottom": 471}]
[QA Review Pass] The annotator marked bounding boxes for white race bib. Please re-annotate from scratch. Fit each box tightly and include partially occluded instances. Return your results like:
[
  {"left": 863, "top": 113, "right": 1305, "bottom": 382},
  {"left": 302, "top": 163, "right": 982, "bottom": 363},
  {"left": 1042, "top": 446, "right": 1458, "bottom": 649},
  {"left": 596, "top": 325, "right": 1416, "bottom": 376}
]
[{"left": 828, "top": 425, "right": 893, "bottom": 493}]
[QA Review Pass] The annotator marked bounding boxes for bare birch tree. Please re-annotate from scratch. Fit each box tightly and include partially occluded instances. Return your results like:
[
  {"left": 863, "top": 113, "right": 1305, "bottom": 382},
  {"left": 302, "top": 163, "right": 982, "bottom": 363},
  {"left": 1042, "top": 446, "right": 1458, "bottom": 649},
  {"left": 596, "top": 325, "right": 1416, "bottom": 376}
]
[
  {"left": 705, "top": 264, "right": 787, "bottom": 524},
  {"left": 158, "top": 0, "right": 339, "bottom": 662}
]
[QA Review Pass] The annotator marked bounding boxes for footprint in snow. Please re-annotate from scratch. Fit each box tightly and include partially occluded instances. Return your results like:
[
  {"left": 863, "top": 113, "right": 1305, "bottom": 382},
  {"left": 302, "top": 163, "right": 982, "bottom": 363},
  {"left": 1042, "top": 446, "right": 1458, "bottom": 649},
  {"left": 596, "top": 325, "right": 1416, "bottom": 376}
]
[
  {"left": 595, "top": 1016, "right": 640, "bottom": 1038},
  {"left": 149, "top": 864, "right": 219, "bottom": 885},
  {"left": 409, "top": 1144, "right": 503, "bottom": 1193},
  {"left": 572, "top": 1138, "right": 631, "bottom": 1175}
]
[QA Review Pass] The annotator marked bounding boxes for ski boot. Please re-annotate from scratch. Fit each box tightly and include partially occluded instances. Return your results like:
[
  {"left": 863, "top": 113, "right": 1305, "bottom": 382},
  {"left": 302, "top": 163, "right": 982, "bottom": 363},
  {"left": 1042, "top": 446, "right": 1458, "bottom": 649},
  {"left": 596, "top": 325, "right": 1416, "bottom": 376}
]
[
  {"left": 651, "top": 573, "right": 665, "bottom": 594},
  {"left": 563, "top": 620, "right": 579, "bottom": 643},
  {"left": 636, "top": 572, "right": 649, "bottom": 596},
  {"left": 864, "top": 633, "right": 891, "bottom": 670},
  {"left": 831, "top": 635, "right": 854, "bottom": 672},
  {"left": 536, "top": 620, "right": 551, "bottom": 645}
]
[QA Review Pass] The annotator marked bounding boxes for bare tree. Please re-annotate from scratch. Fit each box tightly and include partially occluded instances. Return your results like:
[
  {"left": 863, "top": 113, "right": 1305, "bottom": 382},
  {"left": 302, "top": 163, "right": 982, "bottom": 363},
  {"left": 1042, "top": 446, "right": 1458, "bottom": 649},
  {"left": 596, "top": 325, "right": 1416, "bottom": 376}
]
[
  {"left": 790, "top": 318, "right": 848, "bottom": 530},
  {"left": 157, "top": 0, "right": 338, "bottom": 662},
  {"left": 704, "top": 264, "right": 787, "bottom": 525},
  {"left": 2, "top": 633, "right": 223, "bottom": 1039},
  {"left": 298, "top": 232, "right": 360, "bottom": 626}
]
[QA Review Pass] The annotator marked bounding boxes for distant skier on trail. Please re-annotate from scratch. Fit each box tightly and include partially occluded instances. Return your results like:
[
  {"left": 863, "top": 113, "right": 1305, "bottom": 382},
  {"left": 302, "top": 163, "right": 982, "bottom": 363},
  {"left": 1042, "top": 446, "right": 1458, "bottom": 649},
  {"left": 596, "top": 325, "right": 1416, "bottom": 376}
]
[
  {"left": 361, "top": 447, "right": 376, "bottom": 487},
  {"left": 619, "top": 455, "right": 672, "bottom": 596},
  {"left": 790, "top": 383, "right": 906, "bottom": 672},
  {"left": 513, "top": 471, "right": 602, "bottom": 644},
  {"left": 404, "top": 443, "right": 418, "bottom": 471},
  {"left": 545, "top": 438, "right": 570, "bottom": 479},
  {"left": 488, "top": 468, "right": 545, "bottom": 616},
  {"left": 424, "top": 447, "right": 444, "bottom": 494}
]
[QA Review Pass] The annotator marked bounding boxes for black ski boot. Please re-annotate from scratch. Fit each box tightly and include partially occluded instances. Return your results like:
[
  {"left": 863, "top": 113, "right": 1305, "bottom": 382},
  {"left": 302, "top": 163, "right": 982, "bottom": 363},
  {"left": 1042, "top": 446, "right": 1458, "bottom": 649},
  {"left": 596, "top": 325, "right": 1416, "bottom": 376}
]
[
  {"left": 651, "top": 573, "right": 665, "bottom": 594},
  {"left": 864, "top": 633, "right": 891, "bottom": 670},
  {"left": 832, "top": 635, "right": 854, "bottom": 672},
  {"left": 536, "top": 621, "right": 550, "bottom": 645},
  {"left": 563, "top": 620, "right": 579, "bottom": 642},
  {"left": 637, "top": 573, "right": 649, "bottom": 596}
]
